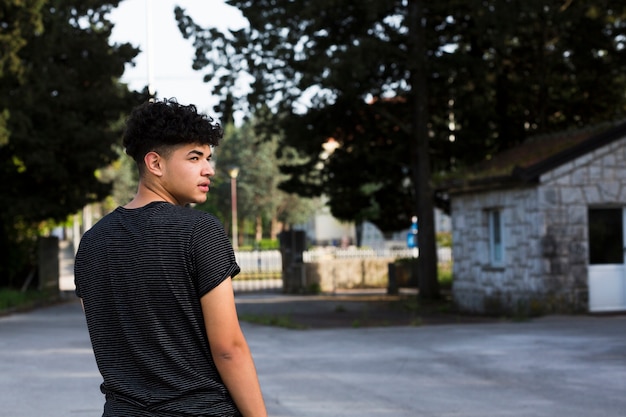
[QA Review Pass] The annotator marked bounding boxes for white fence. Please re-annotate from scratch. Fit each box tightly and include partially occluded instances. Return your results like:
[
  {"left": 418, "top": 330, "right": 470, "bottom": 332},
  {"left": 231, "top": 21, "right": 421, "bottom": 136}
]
[
  {"left": 302, "top": 247, "right": 452, "bottom": 263},
  {"left": 234, "top": 250, "right": 282, "bottom": 274},
  {"left": 234, "top": 247, "right": 452, "bottom": 273},
  {"left": 233, "top": 250, "right": 282, "bottom": 293}
]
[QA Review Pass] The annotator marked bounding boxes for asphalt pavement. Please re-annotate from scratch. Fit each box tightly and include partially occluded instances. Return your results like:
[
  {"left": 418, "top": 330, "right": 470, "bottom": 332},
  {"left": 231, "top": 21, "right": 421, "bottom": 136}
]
[{"left": 1, "top": 294, "right": 625, "bottom": 417}]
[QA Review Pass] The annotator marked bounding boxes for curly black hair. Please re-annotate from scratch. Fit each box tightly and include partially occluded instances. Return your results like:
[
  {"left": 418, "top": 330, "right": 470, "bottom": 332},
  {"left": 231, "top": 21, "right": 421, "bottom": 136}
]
[{"left": 122, "top": 98, "right": 223, "bottom": 165}]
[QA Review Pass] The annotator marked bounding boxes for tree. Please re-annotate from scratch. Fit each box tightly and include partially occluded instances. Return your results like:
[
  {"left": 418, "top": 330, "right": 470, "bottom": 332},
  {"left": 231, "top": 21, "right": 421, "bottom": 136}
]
[
  {"left": 177, "top": 1, "right": 418, "bottom": 231},
  {"left": 0, "top": 0, "right": 147, "bottom": 286},
  {"left": 97, "top": 145, "right": 140, "bottom": 211},
  {"left": 176, "top": 1, "right": 626, "bottom": 298},
  {"left": 430, "top": 0, "right": 626, "bottom": 166},
  {"left": 196, "top": 112, "right": 318, "bottom": 246},
  {"left": 0, "top": 0, "right": 46, "bottom": 147},
  {"left": 0, "top": 0, "right": 45, "bottom": 79}
]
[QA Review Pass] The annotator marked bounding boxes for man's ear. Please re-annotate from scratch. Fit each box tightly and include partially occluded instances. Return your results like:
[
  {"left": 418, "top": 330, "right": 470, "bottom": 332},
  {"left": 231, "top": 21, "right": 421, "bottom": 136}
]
[{"left": 144, "top": 151, "right": 163, "bottom": 176}]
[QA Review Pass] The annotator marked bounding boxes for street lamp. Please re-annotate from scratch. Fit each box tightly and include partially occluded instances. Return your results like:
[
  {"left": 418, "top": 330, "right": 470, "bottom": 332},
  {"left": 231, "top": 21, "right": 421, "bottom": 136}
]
[{"left": 228, "top": 167, "right": 240, "bottom": 250}]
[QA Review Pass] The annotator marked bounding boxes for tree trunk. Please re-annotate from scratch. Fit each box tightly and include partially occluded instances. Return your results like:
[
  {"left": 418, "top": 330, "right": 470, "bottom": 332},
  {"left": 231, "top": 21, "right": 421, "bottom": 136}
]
[
  {"left": 270, "top": 215, "right": 280, "bottom": 240},
  {"left": 255, "top": 214, "right": 263, "bottom": 242},
  {"left": 408, "top": 0, "right": 440, "bottom": 300}
]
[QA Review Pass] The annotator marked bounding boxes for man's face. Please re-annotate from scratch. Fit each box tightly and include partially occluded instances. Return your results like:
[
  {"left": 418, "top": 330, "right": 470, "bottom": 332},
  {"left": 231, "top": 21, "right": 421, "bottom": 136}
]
[{"left": 159, "top": 143, "right": 215, "bottom": 206}]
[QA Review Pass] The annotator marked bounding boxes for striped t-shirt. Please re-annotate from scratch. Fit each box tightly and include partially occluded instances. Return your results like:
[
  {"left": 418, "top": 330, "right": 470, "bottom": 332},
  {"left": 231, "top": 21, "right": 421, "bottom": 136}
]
[{"left": 74, "top": 201, "right": 241, "bottom": 416}]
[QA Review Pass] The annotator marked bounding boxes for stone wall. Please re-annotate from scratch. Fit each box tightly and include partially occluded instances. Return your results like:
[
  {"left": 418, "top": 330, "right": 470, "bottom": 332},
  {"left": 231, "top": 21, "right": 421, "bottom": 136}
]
[
  {"left": 538, "top": 136, "right": 626, "bottom": 311},
  {"left": 451, "top": 187, "right": 544, "bottom": 314},
  {"left": 451, "top": 136, "right": 626, "bottom": 315}
]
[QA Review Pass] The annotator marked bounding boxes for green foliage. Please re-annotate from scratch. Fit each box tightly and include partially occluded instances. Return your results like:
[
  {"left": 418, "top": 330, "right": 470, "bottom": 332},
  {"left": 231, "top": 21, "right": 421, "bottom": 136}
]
[
  {"left": 257, "top": 239, "right": 279, "bottom": 250},
  {"left": 177, "top": 0, "right": 626, "bottom": 230},
  {"left": 195, "top": 113, "right": 318, "bottom": 240},
  {"left": 0, "top": 288, "right": 54, "bottom": 312},
  {"left": 0, "top": 0, "right": 45, "bottom": 80},
  {"left": 306, "top": 282, "right": 322, "bottom": 295},
  {"left": 437, "top": 262, "right": 453, "bottom": 290},
  {"left": 177, "top": 1, "right": 418, "bottom": 232},
  {"left": 237, "top": 313, "right": 307, "bottom": 329},
  {"left": 433, "top": 0, "right": 626, "bottom": 167},
  {"left": 97, "top": 145, "right": 140, "bottom": 210},
  {"left": 178, "top": 0, "right": 625, "bottom": 301},
  {"left": 436, "top": 232, "right": 452, "bottom": 248},
  {"left": 334, "top": 304, "right": 347, "bottom": 313},
  {"left": 0, "top": 221, "right": 39, "bottom": 287},
  {"left": 393, "top": 257, "right": 453, "bottom": 289},
  {"left": 0, "top": 0, "right": 149, "bottom": 285},
  {"left": 0, "top": 0, "right": 46, "bottom": 148}
]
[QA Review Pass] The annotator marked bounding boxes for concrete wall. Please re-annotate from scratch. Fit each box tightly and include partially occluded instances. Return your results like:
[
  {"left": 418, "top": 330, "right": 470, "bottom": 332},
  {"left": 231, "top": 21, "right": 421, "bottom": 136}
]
[{"left": 283, "top": 258, "right": 394, "bottom": 293}]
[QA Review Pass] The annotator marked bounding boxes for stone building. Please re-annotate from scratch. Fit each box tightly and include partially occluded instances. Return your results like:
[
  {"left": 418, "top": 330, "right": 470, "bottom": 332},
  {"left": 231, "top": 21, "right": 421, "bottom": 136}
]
[{"left": 442, "top": 121, "right": 626, "bottom": 315}]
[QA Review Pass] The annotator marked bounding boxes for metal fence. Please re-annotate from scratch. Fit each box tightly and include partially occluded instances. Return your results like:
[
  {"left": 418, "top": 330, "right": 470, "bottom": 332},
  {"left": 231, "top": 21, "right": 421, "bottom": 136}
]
[{"left": 232, "top": 247, "right": 452, "bottom": 293}]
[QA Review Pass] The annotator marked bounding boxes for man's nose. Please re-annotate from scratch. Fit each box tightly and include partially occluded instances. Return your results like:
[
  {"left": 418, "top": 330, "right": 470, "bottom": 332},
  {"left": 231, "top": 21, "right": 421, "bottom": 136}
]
[{"left": 204, "top": 160, "right": 216, "bottom": 176}]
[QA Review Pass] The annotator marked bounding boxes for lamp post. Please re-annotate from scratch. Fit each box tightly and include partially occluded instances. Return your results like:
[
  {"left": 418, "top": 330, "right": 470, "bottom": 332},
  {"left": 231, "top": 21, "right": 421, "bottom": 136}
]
[{"left": 228, "top": 167, "right": 240, "bottom": 250}]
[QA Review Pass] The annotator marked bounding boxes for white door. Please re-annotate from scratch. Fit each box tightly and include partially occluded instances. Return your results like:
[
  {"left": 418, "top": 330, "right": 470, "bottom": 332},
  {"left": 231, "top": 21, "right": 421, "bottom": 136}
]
[{"left": 588, "top": 208, "right": 626, "bottom": 312}]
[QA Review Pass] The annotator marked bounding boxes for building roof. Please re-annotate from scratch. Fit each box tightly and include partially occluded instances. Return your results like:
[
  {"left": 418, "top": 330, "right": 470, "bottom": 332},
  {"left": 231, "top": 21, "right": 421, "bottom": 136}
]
[{"left": 440, "top": 120, "right": 626, "bottom": 195}]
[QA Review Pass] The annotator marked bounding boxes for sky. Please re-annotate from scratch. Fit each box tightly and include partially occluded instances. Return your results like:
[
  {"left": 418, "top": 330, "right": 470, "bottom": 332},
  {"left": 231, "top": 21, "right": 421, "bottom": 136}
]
[{"left": 109, "top": 0, "right": 247, "bottom": 115}]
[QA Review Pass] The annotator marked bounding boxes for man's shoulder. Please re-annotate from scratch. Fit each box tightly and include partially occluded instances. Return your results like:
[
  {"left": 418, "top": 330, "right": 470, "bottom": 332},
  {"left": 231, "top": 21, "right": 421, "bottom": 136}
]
[
  {"left": 158, "top": 205, "right": 224, "bottom": 230},
  {"left": 86, "top": 203, "right": 222, "bottom": 233},
  {"left": 166, "top": 205, "right": 217, "bottom": 221},
  {"left": 85, "top": 209, "right": 119, "bottom": 232}
]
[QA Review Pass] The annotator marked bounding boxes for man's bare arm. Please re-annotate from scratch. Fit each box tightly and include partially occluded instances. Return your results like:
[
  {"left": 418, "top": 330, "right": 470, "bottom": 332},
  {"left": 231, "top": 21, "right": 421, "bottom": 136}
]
[{"left": 201, "top": 279, "right": 267, "bottom": 417}]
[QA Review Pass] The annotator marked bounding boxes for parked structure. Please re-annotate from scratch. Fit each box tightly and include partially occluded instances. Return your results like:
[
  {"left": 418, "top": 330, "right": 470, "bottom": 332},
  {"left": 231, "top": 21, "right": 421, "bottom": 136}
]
[{"left": 442, "top": 121, "right": 626, "bottom": 314}]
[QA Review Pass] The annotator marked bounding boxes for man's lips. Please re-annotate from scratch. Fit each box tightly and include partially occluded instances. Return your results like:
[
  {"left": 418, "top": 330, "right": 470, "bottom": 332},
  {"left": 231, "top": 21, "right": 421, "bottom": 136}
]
[{"left": 199, "top": 182, "right": 210, "bottom": 192}]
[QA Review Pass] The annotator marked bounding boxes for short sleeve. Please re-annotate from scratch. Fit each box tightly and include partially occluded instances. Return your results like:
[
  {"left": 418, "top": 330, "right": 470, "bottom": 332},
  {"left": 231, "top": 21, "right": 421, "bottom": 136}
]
[
  {"left": 191, "top": 214, "right": 240, "bottom": 297},
  {"left": 73, "top": 229, "right": 93, "bottom": 299}
]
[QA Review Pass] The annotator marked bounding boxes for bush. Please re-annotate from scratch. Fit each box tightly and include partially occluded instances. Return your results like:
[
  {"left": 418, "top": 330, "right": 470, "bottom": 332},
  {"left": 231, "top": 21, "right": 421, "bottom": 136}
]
[
  {"left": 238, "top": 239, "right": 280, "bottom": 251},
  {"left": 257, "top": 239, "right": 279, "bottom": 250},
  {"left": 393, "top": 258, "right": 453, "bottom": 289},
  {"left": 0, "top": 288, "right": 55, "bottom": 312},
  {"left": 436, "top": 232, "right": 452, "bottom": 248}
]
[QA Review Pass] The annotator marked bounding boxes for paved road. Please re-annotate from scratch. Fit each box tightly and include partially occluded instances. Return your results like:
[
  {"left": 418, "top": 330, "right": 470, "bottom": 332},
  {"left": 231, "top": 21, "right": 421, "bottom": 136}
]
[{"left": 1, "top": 297, "right": 625, "bottom": 417}]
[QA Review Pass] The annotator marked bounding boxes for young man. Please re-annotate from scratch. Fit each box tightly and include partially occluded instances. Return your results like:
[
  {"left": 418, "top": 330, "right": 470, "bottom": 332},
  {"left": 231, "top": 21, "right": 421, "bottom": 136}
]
[{"left": 74, "top": 98, "right": 267, "bottom": 417}]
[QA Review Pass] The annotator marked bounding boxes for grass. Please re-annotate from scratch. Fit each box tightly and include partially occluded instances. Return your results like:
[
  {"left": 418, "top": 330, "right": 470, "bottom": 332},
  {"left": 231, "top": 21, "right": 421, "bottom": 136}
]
[
  {"left": 409, "top": 317, "right": 423, "bottom": 326},
  {"left": 238, "top": 313, "right": 308, "bottom": 329},
  {"left": 438, "top": 262, "right": 453, "bottom": 290},
  {"left": 0, "top": 288, "right": 58, "bottom": 313},
  {"left": 334, "top": 304, "right": 347, "bottom": 313}
]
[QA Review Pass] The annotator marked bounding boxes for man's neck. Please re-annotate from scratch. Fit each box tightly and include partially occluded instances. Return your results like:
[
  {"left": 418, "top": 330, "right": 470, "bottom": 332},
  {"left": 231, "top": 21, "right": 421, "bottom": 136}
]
[{"left": 124, "top": 184, "right": 172, "bottom": 208}]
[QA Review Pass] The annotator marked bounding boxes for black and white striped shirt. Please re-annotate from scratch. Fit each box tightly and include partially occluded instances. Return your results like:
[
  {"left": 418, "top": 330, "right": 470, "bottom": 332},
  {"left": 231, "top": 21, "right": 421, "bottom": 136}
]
[{"left": 75, "top": 202, "right": 241, "bottom": 416}]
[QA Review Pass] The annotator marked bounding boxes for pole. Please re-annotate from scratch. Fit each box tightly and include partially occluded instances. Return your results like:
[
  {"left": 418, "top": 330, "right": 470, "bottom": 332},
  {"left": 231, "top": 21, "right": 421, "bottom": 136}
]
[
  {"left": 146, "top": 0, "right": 155, "bottom": 96},
  {"left": 229, "top": 167, "right": 240, "bottom": 250}
]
